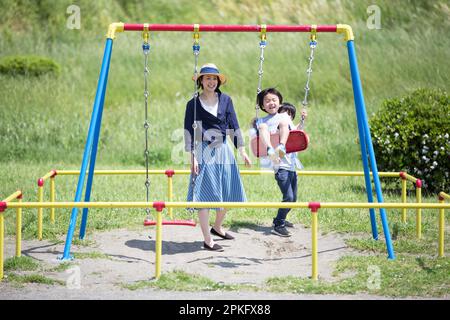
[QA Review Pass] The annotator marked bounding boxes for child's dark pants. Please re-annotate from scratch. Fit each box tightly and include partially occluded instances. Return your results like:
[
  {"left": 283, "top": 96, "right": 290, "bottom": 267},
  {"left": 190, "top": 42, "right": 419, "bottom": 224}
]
[{"left": 273, "top": 169, "right": 298, "bottom": 227}]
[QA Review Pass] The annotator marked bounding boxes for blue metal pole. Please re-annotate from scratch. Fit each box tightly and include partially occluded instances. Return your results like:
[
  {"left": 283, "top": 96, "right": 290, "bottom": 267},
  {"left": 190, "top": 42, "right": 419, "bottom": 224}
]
[
  {"left": 61, "top": 39, "right": 114, "bottom": 260},
  {"left": 79, "top": 63, "right": 109, "bottom": 240},
  {"left": 355, "top": 108, "right": 379, "bottom": 240},
  {"left": 347, "top": 40, "right": 395, "bottom": 259}
]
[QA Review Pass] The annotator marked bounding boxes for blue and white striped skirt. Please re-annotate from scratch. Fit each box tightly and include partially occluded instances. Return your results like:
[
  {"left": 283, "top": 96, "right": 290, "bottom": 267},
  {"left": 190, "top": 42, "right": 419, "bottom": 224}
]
[{"left": 187, "top": 141, "right": 247, "bottom": 206}]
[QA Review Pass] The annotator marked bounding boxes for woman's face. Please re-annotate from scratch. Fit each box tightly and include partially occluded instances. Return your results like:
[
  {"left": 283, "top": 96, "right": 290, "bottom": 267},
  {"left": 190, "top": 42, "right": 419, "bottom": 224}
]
[
  {"left": 262, "top": 93, "right": 280, "bottom": 114},
  {"left": 201, "top": 75, "right": 218, "bottom": 92}
]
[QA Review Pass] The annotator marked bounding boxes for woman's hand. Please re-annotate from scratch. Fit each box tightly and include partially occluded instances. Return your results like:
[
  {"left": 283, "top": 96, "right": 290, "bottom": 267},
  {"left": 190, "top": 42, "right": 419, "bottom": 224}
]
[
  {"left": 239, "top": 147, "right": 252, "bottom": 167},
  {"left": 191, "top": 154, "right": 199, "bottom": 175}
]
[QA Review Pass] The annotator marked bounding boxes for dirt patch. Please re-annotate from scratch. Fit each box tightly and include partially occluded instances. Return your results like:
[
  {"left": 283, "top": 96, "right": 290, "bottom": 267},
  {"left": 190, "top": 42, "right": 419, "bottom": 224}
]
[{"left": 0, "top": 223, "right": 381, "bottom": 299}]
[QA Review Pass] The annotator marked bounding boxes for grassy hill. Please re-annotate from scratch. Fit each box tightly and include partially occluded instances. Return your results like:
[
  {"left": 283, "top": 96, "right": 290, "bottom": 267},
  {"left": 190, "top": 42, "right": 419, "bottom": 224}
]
[{"left": 0, "top": 0, "right": 449, "bottom": 167}]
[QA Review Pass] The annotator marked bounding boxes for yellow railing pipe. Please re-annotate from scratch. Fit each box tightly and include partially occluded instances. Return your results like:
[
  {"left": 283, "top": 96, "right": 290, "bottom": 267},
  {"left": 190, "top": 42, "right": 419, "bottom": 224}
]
[
  {"left": 50, "top": 177, "right": 55, "bottom": 223},
  {"left": 416, "top": 180, "right": 423, "bottom": 239},
  {"left": 1, "top": 190, "right": 23, "bottom": 280},
  {"left": 438, "top": 192, "right": 449, "bottom": 258},
  {"left": 15, "top": 197, "right": 22, "bottom": 257},
  {"left": 165, "top": 170, "right": 175, "bottom": 220},
  {"left": 155, "top": 208, "right": 163, "bottom": 279},
  {"left": 310, "top": 203, "right": 320, "bottom": 281},
  {"left": 401, "top": 174, "right": 407, "bottom": 223},
  {"left": 4, "top": 201, "right": 450, "bottom": 210},
  {"left": 53, "top": 169, "right": 401, "bottom": 177},
  {"left": 0, "top": 211, "right": 3, "bottom": 280},
  {"left": 37, "top": 180, "right": 44, "bottom": 240}
]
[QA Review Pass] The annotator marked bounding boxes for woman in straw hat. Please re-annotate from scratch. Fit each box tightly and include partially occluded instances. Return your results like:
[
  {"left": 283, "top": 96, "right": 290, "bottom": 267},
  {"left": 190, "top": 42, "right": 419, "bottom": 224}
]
[{"left": 184, "top": 63, "right": 251, "bottom": 251}]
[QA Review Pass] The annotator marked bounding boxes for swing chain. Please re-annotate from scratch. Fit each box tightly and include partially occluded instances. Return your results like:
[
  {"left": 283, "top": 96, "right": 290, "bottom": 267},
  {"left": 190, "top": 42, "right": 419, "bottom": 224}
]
[
  {"left": 142, "top": 25, "right": 151, "bottom": 217},
  {"left": 300, "top": 26, "right": 317, "bottom": 130},
  {"left": 189, "top": 24, "right": 201, "bottom": 209},
  {"left": 255, "top": 24, "right": 267, "bottom": 120}
]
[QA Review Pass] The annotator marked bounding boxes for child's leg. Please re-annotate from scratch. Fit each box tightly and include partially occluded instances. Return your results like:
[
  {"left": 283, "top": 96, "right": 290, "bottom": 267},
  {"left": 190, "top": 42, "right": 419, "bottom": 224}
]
[
  {"left": 273, "top": 169, "right": 295, "bottom": 227},
  {"left": 257, "top": 123, "right": 274, "bottom": 150},
  {"left": 275, "top": 120, "right": 290, "bottom": 159},
  {"left": 278, "top": 119, "right": 289, "bottom": 146}
]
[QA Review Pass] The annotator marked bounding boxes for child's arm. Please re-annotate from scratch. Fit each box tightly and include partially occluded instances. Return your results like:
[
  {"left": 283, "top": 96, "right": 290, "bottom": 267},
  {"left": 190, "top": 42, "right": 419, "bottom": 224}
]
[{"left": 295, "top": 110, "right": 308, "bottom": 130}]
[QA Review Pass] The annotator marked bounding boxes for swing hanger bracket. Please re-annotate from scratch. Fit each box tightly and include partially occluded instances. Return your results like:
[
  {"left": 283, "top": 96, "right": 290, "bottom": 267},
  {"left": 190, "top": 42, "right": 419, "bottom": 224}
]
[
  {"left": 310, "top": 24, "right": 317, "bottom": 42},
  {"left": 259, "top": 24, "right": 267, "bottom": 44}
]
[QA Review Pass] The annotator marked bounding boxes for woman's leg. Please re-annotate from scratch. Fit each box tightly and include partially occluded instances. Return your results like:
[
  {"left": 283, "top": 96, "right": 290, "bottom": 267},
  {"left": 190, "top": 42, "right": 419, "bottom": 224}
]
[
  {"left": 213, "top": 208, "right": 227, "bottom": 234},
  {"left": 198, "top": 209, "right": 213, "bottom": 246}
]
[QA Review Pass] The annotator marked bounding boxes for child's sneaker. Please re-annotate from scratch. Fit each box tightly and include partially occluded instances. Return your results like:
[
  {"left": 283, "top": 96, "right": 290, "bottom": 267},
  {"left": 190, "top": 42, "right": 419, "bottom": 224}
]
[
  {"left": 275, "top": 144, "right": 286, "bottom": 158},
  {"left": 273, "top": 220, "right": 295, "bottom": 228},
  {"left": 285, "top": 220, "right": 294, "bottom": 228},
  {"left": 267, "top": 146, "right": 278, "bottom": 162},
  {"left": 271, "top": 225, "right": 291, "bottom": 237}
]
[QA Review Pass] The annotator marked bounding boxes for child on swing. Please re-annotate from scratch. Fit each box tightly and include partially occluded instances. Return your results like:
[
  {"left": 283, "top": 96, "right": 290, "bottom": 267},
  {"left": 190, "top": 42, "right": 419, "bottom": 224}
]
[{"left": 251, "top": 87, "right": 306, "bottom": 237}]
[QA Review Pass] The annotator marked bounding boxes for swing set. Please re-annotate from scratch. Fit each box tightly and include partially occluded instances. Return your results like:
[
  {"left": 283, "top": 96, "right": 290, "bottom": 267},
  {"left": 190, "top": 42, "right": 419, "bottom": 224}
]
[
  {"left": 144, "top": 24, "right": 313, "bottom": 226},
  {"left": 250, "top": 24, "right": 312, "bottom": 157},
  {"left": 59, "top": 23, "right": 396, "bottom": 262}
]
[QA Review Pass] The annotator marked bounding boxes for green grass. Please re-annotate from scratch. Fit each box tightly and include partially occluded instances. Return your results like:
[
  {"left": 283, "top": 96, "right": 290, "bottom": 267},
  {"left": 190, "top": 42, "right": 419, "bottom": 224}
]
[
  {"left": 5, "top": 273, "right": 65, "bottom": 286},
  {"left": 119, "top": 254, "right": 450, "bottom": 297},
  {"left": 121, "top": 269, "right": 257, "bottom": 292},
  {"left": 72, "top": 251, "right": 112, "bottom": 260},
  {"left": 4, "top": 256, "right": 40, "bottom": 272}
]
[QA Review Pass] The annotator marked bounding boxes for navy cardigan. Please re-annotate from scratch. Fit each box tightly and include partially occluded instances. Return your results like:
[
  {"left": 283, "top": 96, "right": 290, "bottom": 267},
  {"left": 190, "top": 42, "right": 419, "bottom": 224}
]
[{"left": 184, "top": 91, "right": 245, "bottom": 152}]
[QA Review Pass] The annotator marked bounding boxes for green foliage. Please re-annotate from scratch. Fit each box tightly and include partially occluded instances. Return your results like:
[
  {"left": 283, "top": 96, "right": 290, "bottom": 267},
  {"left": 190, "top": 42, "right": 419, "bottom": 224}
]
[
  {"left": 370, "top": 88, "right": 450, "bottom": 193},
  {"left": 4, "top": 256, "right": 40, "bottom": 271},
  {"left": 0, "top": 55, "right": 60, "bottom": 76}
]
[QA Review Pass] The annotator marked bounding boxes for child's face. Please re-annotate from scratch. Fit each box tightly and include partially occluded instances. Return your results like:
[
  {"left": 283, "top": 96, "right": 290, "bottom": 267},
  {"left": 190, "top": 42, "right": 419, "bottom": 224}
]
[{"left": 262, "top": 93, "right": 280, "bottom": 115}]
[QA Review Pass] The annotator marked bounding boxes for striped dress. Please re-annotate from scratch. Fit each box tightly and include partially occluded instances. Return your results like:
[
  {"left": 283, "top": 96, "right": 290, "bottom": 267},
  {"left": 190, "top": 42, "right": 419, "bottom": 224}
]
[{"left": 187, "top": 141, "right": 247, "bottom": 207}]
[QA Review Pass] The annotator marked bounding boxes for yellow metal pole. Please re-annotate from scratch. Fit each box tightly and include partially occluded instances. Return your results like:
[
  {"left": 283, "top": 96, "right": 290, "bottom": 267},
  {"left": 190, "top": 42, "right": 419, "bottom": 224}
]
[
  {"left": 5, "top": 201, "right": 450, "bottom": 210},
  {"left": 37, "top": 182, "right": 44, "bottom": 241},
  {"left": 438, "top": 197, "right": 445, "bottom": 258},
  {"left": 50, "top": 177, "right": 55, "bottom": 223},
  {"left": 16, "top": 198, "right": 22, "bottom": 257},
  {"left": 155, "top": 208, "right": 163, "bottom": 279},
  {"left": 0, "top": 213, "right": 4, "bottom": 280},
  {"left": 167, "top": 176, "right": 173, "bottom": 220},
  {"left": 415, "top": 181, "right": 422, "bottom": 239},
  {"left": 310, "top": 203, "right": 320, "bottom": 281},
  {"left": 401, "top": 177, "right": 407, "bottom": 223}
]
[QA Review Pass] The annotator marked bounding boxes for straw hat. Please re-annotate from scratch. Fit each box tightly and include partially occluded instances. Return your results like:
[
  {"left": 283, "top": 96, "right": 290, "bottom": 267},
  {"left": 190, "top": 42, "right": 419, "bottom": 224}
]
[{"left": 192, "top": 63, "right": 227, "bottom": 84}]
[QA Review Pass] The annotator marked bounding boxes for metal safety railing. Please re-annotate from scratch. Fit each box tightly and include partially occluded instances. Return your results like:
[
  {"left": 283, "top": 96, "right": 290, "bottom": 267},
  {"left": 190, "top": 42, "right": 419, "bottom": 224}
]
[
  {"left": 0, "top": 190, "right": 22, "bottom": 280},
  {"left": 35, "top": 169, "right": 425, "bottom": 238},
  {"left": 1, "top": 199, "right": 449, "bottom": 281}
]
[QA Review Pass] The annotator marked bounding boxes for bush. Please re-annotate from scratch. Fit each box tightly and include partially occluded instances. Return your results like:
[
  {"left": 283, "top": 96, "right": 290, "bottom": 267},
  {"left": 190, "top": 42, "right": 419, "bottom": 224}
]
[
  {"left": 0, "top": 55, "right": 60, "bottom": 76},
  {"left": 369, "top": 88, "right": 449, "bottom": 194}
]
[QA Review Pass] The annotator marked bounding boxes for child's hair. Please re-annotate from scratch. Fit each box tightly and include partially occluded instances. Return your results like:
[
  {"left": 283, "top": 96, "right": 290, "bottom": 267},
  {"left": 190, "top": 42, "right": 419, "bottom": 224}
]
[
  {"left": 256, "top": 87, "right": 283, "bottom": 112},
  {"left": 278, "top": 102, "right": 296, "bottom": 120}
]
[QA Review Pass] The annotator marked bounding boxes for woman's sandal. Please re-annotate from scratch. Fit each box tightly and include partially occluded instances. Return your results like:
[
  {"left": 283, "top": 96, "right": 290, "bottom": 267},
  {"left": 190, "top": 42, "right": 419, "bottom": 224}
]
[
  {"left": 203, "top": 242, "right": 224, "bottom": 251},
  {"left": 210, "top": 227, "right": 235, "bottom": 240}
]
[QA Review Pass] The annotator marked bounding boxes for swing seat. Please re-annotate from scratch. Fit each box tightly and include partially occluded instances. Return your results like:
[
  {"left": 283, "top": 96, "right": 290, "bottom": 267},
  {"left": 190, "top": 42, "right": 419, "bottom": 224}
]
[
  {"left": 250, "top": 130, "right": 309, "bottom": 157},
  {"left": 143, "top": 219, "right": 197, "bottom": 227}
]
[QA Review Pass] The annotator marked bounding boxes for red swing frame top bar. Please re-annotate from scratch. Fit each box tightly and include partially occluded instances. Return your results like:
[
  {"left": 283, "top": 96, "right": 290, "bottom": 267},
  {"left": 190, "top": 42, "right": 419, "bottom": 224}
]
[
  {"left": 122, "top": 24, "right": 337, "bottom": 33},
  {"left": 108, "top": 23, "right": 354, "bottom": 41}
]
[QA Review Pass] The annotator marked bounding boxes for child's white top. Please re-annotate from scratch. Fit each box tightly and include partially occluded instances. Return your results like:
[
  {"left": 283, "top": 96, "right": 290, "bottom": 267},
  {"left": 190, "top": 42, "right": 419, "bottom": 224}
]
[{"left": 250, "top": 112, "right": 304, "bottom": 172}]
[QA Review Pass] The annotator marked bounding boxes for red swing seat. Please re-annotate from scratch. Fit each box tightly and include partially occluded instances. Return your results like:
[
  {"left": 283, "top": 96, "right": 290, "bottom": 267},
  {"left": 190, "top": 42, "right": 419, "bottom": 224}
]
[
  {"left": 143, "top": 218, "right": 197, "bottom": 227},
  {"left": 250, "top": 130, "right": 309, "bottom": 157}
]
